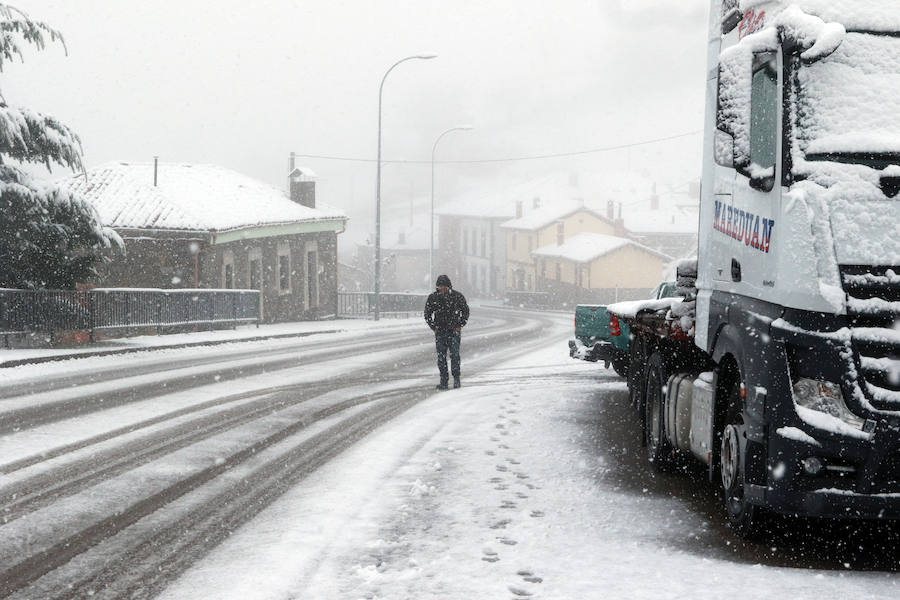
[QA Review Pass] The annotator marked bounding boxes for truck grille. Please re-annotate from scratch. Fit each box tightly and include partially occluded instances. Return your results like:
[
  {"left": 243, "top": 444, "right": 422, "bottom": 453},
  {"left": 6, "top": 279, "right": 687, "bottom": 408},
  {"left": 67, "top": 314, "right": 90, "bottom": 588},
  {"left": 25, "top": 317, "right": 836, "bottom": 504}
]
[{"left": 840, "top": 266, "right": 900, "bottom": 409}]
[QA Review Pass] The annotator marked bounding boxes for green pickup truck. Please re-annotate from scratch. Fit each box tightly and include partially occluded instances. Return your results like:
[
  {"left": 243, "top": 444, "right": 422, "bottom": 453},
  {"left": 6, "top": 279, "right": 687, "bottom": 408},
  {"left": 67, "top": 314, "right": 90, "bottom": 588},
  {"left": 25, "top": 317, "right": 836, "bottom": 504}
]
[{"left": 568, "top": 282, "right": 675, "bottom": 377}]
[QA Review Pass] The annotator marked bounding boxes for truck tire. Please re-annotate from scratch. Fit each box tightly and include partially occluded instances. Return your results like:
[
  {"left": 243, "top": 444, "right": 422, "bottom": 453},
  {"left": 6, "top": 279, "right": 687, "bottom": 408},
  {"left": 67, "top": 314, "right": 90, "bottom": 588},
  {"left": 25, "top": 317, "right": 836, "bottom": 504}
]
[
  {"left": 644, "top": 352, "right": 674, "bottom": 472},
  {"left": 720, "top": 381, "right": 766, "bottom": 537}
]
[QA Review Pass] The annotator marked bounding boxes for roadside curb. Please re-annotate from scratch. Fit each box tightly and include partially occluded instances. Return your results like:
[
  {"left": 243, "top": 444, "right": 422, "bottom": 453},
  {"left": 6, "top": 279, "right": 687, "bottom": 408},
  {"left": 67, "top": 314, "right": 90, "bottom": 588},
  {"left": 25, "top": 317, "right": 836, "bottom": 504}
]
[{"left": 0, "top": 329, "right": 344, "bottom": 369}]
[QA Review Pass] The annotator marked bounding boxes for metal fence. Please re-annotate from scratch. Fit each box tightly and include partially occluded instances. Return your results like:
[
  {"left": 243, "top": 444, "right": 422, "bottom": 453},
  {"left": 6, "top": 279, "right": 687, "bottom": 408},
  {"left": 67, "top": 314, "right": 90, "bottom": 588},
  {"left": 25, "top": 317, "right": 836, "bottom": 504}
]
[
  {"left": 0, "top": 288, "right": 260, "bottom": 341},
  {"left": 337, "top": 292, "right": 428, "bottom": 318}
]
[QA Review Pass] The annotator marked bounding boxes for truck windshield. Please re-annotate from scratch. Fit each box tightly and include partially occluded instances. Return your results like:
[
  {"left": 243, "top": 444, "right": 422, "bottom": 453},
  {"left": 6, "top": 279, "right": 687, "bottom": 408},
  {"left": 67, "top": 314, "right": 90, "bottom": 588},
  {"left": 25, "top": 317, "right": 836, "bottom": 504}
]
[{"left": 794, "top": 32, "right": 900, "bottom": 169}]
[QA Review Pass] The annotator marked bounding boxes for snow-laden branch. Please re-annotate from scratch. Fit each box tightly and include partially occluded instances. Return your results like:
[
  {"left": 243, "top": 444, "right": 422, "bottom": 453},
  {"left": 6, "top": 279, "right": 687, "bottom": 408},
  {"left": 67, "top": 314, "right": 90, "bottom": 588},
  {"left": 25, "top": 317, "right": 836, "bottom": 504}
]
[
  {"left": 0, "top": 3, "right": 66, "bottom": 72},
  {"left": 0, "top": 104, "right": 83, "bottom": 170}
]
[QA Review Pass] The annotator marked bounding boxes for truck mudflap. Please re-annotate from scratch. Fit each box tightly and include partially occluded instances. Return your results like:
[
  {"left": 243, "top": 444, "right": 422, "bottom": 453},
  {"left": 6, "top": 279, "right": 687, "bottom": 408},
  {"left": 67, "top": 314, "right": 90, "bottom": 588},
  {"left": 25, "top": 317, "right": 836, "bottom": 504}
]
[{"left": 568, "top": 339, "right": 616, "bottom": 364}]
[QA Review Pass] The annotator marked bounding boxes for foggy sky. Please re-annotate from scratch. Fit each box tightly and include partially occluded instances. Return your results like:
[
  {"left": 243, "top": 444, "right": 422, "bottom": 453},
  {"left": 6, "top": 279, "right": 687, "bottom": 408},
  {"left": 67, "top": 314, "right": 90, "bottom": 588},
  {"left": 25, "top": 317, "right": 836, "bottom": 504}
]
[{"left": 5, "top": 0, "right": 710, "bottom": 248}]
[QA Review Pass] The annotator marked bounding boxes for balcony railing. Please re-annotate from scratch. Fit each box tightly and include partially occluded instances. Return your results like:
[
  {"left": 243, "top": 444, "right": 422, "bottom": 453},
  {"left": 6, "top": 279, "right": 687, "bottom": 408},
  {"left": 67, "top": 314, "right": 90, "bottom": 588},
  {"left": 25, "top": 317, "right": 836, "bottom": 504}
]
[{"left": 337, "top": 292, "right": 427, "bottom": 318}]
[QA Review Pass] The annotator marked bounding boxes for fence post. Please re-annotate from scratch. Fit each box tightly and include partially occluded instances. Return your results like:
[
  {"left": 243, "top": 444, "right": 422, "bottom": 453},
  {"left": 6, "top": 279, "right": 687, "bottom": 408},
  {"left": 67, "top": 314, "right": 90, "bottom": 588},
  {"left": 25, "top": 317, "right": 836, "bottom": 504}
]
[
  {"left": 88, "top": 291, "right": 95, "bottom": 343},
  {"left": 156, "top": 292, "right": 162, "bottom": 335}
]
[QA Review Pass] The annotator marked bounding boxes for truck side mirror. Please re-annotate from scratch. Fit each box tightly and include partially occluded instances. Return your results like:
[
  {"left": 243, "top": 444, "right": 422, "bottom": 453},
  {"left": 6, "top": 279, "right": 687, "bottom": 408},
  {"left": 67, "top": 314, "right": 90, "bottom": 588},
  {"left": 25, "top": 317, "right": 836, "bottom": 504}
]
[
  {"left": 714, "top": 129, "right": 735, "bottom": 168},
  {"left": 748, "top": 165, "right": 776, "bottom": 192}
]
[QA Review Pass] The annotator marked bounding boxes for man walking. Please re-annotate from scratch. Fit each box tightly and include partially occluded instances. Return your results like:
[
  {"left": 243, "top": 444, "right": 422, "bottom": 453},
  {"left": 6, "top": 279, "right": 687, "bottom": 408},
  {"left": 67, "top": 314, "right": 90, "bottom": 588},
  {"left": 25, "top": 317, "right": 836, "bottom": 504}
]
[{"left": 424, "top": 274, "right": 469, "bottom": 390}]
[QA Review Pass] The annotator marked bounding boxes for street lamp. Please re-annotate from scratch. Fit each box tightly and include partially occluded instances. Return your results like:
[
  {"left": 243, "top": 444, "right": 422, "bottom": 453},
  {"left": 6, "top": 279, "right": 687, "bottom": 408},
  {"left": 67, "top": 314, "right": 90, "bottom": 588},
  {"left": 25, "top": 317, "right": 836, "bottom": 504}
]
[
  {"left": 430, "top": 125, "right": 473, "bottom": 286},
  {"left": 374, "top": 52, "right": 437, "bottom": 321}
]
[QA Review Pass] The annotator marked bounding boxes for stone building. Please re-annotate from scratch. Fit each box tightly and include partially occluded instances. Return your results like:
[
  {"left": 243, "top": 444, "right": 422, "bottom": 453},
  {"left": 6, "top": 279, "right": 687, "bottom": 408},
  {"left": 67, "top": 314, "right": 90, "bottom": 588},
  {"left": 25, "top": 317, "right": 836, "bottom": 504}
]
[{"left": 65, "top": 161, "right": 347, "bottom": 322}]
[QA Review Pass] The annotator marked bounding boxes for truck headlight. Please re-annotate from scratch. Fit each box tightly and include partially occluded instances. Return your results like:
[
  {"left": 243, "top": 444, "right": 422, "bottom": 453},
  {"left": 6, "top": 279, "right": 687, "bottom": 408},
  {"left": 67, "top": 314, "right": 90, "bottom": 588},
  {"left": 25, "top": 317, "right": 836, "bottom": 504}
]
[
  {"left": 793, "top": 377, "right": 866, "bottom": 430},
  {"left": 792, "top": 378, "right": 865, "bottom": 430}
]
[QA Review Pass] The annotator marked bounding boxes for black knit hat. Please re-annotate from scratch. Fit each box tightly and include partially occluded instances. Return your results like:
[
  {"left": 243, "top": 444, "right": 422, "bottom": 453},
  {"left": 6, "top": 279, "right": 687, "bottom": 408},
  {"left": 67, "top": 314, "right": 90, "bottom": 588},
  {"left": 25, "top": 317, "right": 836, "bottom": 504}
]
[{"left": 436, "top": 274, "right": 452, "bottom": 288}]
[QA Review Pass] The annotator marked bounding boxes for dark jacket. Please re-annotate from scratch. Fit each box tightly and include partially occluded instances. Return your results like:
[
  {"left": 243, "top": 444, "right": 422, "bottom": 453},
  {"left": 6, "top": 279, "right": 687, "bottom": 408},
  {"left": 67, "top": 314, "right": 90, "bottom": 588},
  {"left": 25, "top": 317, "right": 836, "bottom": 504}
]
[{"left": 424, "top": 288, "right": 469, "bottom": 331}]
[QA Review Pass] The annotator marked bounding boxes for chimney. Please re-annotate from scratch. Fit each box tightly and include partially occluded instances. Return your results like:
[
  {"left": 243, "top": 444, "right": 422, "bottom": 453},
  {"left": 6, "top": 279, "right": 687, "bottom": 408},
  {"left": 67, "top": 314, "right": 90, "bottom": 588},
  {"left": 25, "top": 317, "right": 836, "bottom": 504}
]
[
  {"left": 650, "top": 183, "right": 659, "bottom": 211},
  {"left": 516, "top": 200, "right": 523, "bottom": 219},
  {"left": 607, "top": 200, "right": 614, "bottom": 220},
  {"left": 532, "top": 196, "right": 541, "bottom": 210},
  {"left": 289, "top": 158, "right": 316, "bottom": 209}
]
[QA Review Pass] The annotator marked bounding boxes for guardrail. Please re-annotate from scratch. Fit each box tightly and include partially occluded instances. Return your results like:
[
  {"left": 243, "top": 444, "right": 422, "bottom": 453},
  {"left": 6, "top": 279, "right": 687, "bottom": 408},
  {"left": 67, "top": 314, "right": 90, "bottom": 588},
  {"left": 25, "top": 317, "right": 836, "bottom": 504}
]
[
  {"left": 337, "top": 292, "right": 427, "bottom": 318},
  {"left": 0, "top": 288, "right": 260, "bottom": 344}
]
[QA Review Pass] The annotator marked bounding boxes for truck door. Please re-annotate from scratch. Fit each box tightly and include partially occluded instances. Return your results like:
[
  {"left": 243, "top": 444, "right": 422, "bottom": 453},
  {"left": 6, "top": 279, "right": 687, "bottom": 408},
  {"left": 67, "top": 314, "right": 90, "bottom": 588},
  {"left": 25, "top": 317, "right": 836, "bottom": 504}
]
[
  {"left": 712, "top": 48, "right": 781, "bottom": 294},
  {"left": 730, "top": 50, "right": 780, "bottom": 295}
]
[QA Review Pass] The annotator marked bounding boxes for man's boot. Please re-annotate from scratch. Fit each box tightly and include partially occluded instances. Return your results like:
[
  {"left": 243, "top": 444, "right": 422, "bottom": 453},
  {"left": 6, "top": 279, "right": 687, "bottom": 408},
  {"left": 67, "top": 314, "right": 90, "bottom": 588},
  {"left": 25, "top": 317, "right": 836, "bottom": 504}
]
[
  {"left": 436, "top": 381, "right": 449, "bottom": 390},
  {"left": 453, "top": 377, "right": 461, "bottom": 389}
]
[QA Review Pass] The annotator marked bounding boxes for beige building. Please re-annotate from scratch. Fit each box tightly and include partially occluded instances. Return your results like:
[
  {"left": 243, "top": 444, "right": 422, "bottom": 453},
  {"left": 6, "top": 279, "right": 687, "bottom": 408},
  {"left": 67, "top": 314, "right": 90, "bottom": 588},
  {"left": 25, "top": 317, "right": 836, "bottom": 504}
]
[
  {"left": 501, "top": 200, "right": 617, "bottom": 292},
  {"left": 533, "top": 232, "right": 668, "bottom": 305}
]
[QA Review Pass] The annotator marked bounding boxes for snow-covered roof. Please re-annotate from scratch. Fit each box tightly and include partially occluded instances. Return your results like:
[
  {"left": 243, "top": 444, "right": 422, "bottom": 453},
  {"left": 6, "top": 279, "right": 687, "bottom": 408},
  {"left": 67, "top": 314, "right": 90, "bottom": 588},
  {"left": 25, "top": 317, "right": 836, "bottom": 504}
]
[
  {"left": 532, "top": 233, "right": 668, "bottom": 264},
  {"left": 623, "top": 203, "right": 699, "bottom": 235},
  {"left": 501, "top": 201, "right": 610, "bottom": 232},
  {"left": 65, "top": 162, "right": 346, "bottom": 233}
]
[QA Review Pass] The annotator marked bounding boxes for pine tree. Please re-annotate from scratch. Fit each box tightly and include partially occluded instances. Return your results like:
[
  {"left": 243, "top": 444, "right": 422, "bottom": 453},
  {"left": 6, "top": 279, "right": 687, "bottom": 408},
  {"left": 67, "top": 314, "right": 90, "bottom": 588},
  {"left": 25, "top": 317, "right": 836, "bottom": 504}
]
[{"left": 0, "top": 4, "right": 120, "bottom": 289}]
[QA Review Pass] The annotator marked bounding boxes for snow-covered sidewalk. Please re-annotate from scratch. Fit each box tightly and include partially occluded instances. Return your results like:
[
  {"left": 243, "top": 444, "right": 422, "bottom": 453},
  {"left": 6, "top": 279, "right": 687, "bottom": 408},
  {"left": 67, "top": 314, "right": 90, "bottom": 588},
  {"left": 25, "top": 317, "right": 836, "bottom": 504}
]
[{"left": 0, "top": 317, "right": 421, "bottom": 368}]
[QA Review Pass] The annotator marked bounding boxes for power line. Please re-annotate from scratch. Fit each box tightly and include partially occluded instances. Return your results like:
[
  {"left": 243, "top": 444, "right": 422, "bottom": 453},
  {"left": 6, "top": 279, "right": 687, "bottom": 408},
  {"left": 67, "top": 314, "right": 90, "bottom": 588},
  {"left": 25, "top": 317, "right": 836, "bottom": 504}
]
[{"left": 292, "top": 130, "right": 702, "bottom": 165}]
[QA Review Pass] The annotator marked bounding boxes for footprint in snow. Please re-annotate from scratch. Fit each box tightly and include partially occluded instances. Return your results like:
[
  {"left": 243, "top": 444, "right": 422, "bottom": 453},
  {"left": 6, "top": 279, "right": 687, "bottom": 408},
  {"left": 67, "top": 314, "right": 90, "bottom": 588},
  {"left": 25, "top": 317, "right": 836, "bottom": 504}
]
[
  {"left": 485, "top": 450, "right": 496, "bottom": 456},
  {"left": 500, "top": 500, "right": 517, "bottom": 509},
  {"left": 498, "top": 537, "right": 518, "bottom": 546},
  {"left": 508, "top": 586, "right": 533, "bottom": 597},
  {"left": 495, "top": 423, "right": 506, "bottom": 430},
  {"left": 516, "top": 492, "right": 528, "bottom": 499},
  {"left": 489, "top": 477, "right": 503, "bottom": 483},
  {"left": 496, "top": 465, "right": 509, "bottom": 472},
  {"left": 482, "top": 548, "right": 500, "bottom": 563},
  {"left": 506, "top": 458, "right": 520, "bottom": 465},
  {"left": 499, "top": 443, "right": 510, "bottom": 450},
  {"left": 514, "top": 472, "right": 529, "bottom": 479},
  {"left": 530, "top": 510, "right": 544, "bottom": 518},
  {"left": 517, "top": 570, "right": 543, "bottom": 584},
  {"left": 490, "top": 436, "right": 500, "bottom": 442},
  {"left": 510, "top": 419, "right": 521, "bottom": 425},
  {"left": 490, "top": 519, "right": 511, "bottom": 530}
]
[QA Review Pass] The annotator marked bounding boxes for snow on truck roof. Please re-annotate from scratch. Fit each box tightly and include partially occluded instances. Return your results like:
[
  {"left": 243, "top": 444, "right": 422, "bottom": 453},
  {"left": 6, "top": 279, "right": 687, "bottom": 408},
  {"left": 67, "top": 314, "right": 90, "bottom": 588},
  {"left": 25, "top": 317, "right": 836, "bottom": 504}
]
[
  {"left": 738, "top": 1, "right": 900, "bottom": 33},
  {"left": 65, "top": 162, "right": 346, "bottom": 233}
]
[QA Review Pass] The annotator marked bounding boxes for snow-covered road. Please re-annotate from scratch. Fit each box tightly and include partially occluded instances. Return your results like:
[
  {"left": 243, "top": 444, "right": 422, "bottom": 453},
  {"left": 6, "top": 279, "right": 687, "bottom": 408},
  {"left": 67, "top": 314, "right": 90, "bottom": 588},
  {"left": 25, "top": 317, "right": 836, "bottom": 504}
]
[{"left": 1, "top": 308, "right": 898, "bottom": 599}]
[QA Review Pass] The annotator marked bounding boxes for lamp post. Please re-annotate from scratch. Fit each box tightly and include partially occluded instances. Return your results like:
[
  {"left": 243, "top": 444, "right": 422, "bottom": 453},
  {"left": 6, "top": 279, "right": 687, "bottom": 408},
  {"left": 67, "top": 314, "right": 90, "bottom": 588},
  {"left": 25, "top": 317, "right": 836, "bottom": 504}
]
[
  {"left": 430, "top": 125, "right": 473, "bottom": 286},
  {"left": 374, "top": 52, "right": 437, "bottom": 321}
]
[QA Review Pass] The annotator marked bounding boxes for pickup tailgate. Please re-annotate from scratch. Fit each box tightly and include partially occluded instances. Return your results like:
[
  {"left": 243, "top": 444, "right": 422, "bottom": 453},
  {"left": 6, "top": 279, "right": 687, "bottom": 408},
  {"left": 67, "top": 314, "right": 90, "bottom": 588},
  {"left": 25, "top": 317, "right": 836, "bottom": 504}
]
[{"left": 574, "top": 304, "right": 628, "bottom": 350}]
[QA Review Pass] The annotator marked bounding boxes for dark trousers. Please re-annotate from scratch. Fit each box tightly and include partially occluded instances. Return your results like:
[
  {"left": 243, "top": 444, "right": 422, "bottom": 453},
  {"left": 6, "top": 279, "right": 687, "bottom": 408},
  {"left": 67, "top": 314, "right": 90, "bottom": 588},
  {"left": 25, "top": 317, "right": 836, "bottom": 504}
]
[{"left": 434, "top": 329, "right": 461, "bottom": 384}]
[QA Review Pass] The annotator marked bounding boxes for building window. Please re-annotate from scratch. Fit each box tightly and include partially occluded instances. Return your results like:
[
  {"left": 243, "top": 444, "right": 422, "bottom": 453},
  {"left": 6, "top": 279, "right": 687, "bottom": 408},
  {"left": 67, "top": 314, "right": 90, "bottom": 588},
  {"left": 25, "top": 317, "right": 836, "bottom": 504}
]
[
  {"left": 555, "top": 262, "right": 561, "bottom": 281},
  {"left": 248, "top": 248, "right": 262, "bottom": 290},
  {"left": 278, "top": 242, "right": 291, "bottom": 294},
  {"left": 481, "top": 230, "right": 487, "bottom": 258},
  {"left": 556, "top": 221, "right": 565, "bottom": 245},
  {"left": 222, "top": 250, "right": 234, "bottom": 289}
]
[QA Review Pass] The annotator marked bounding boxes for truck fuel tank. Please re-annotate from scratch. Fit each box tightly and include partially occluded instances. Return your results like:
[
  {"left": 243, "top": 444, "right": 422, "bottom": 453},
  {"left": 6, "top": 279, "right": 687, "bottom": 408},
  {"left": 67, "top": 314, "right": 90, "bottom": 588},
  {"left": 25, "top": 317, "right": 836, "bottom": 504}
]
[{"left": 666, "top": 372, "right": 717, "bottom": 464}]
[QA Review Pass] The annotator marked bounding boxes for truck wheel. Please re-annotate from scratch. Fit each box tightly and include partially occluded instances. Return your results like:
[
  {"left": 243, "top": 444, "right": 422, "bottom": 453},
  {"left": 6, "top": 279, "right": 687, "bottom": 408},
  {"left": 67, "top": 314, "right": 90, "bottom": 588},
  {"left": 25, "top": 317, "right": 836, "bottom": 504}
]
[
  {"left": 720, "top": 382, "right": 765, "bottom": 537},
  {"left": 644, "top": 352, "right": 673, "bottom": 471}
]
